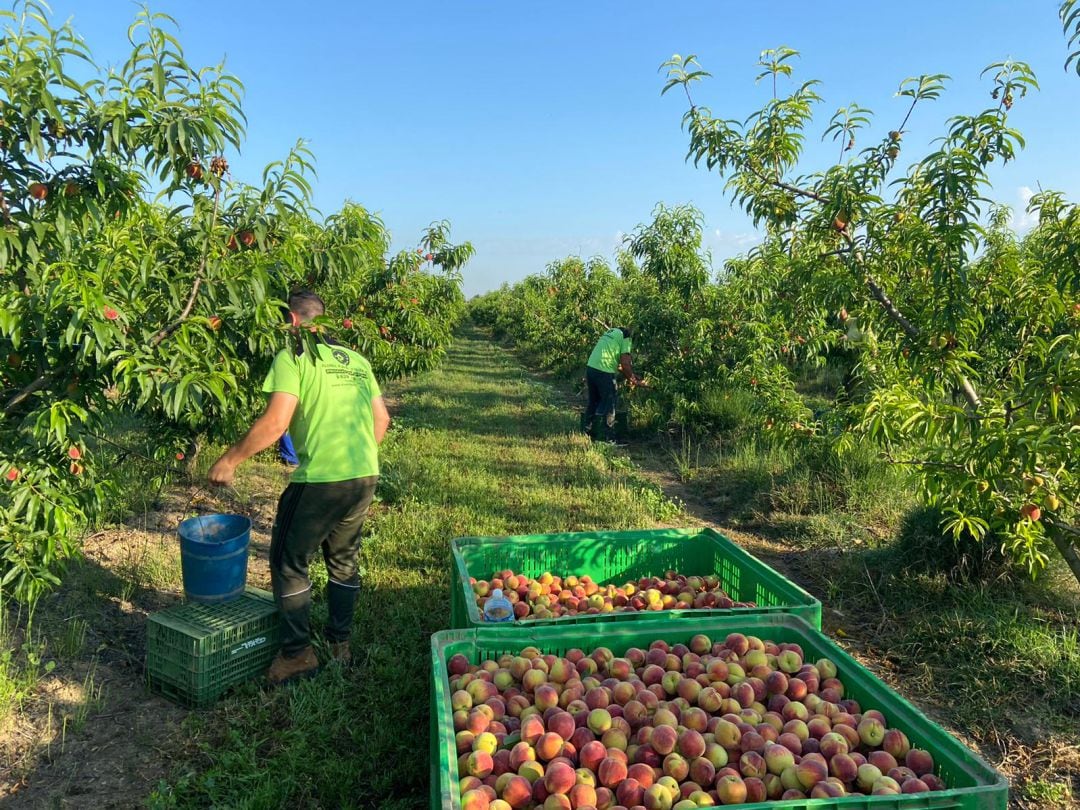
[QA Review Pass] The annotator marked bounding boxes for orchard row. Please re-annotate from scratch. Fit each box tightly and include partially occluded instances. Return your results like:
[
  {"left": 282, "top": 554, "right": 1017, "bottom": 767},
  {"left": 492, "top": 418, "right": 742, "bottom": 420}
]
[
  {"left": 0, "top": 5, "right": 472, "bottom": 601},
  {"left": 471, "top": 43, "right": 1079, "bottom": 585}
]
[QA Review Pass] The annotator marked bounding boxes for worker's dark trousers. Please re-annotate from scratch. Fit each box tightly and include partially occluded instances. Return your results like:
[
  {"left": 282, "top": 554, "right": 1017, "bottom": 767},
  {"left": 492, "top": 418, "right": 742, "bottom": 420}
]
[
  {"left": 584, "top": 366, "right": 618, "bottom": 440},
  {"left": 269, "top": 476, "right": 379, "bottom": 656}
]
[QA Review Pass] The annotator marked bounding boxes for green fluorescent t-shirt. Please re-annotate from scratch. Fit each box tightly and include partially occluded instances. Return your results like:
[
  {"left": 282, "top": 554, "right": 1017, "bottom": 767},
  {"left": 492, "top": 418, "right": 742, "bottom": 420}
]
[
  {"left": 262, "top": 343, "right": 382, "bottom": 483},
  {"left": 587, "top": 328, "right": 632, "bottom": 373}
]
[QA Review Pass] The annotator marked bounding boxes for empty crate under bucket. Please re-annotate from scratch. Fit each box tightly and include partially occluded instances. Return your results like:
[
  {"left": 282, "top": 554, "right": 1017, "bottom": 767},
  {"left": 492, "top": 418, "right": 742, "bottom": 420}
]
[{"left": 178, "top": 514, "right": 252, "bottom": 604}]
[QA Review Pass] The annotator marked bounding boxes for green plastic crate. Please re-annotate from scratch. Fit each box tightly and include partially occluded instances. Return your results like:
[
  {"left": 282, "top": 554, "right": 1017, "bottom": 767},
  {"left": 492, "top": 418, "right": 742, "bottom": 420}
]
[
  {"left": 450, "top": 527, "right": 822, "bottom": 630},
  {"left": 429, "top": 614, "right": 1008, "bottom": 810},
  {"left": 146, "top": 586, "right": 280, "bottom": 708}
]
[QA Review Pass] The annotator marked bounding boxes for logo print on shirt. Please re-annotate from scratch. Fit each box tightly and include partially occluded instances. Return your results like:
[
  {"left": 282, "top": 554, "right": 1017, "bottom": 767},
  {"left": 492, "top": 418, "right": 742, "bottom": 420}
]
[{"left": 331, "top": 349, "right": 350, "bottom": 366}]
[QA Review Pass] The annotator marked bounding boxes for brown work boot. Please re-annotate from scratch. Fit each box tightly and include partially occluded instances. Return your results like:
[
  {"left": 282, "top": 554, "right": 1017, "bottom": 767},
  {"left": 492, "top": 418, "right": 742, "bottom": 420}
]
[
  {"left": 267, "top": 645, "right": 319, "bottom": 686},
  {"left": 329, "top": 641, "right": 351, "bottom": 667}
]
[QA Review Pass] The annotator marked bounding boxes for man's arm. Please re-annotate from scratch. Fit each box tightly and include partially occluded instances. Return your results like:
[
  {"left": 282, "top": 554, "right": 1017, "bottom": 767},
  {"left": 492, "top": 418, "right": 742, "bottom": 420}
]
[
  {"left": 209, "top": 392, "right": 298, "bottom": 485},
  {"left": 618, "top": 353, "right": 638, "bottom": 383},
  {"left": 372, "top": 395, "right": 390, "bottom": 444}
]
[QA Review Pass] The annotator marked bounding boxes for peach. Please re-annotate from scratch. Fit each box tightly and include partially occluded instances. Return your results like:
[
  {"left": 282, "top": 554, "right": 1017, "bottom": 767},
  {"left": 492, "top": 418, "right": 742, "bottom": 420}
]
[
  {"left": 795, "top": 758, "right": 827, "bottom": 790},
  {"left": 461, "top": 788, "right": 491, "bottom": 810},
  {"left": 468, "top": 751, "right": 495, "bottom": 778},
  {"left": 868, "top": 751, "right": 897, "bottom": 773},
  {"left": 739, "top": 751, "right": 767, "bottom": 779},
  {"left": 626, "top": 762, "right": 654, "bottom": 787},
  {"left": 536, "top": 685, "right": 560, "bottom": 712},
  {"left": 872, "top": 775, "right": 901, "bottom": 794},
  {"left": 569, "top": 783, "right": 597, "bottom": 808},
  {"left": 542, "top": 795, "right": 571, "bottom": 810},
  {"left": 689, "top": 756, "right": 715, "bottom": 787},
  {"left": 857, "top": 763, "right": 883, "bottom": 792},
  {"left": 537, "top": 732, "right": 564, "bottom": 761},
  {"left": 662, "top": 752, "right": 689, "bottom": 781},
  {"left": 651, "top": 725, "right": 678, "bottom": 756},
  {"left": 615, "top": 777, "right": 645, "bottom": 807},
  {"left": 858, "top": 717, "right": 885, "bottom": 747},
  {"left": 587, "top": 709, "right": 612, "bottom": 735},
  {"left": 819, "top": 732, "right": 848, "bottom": 759},
  {"left": 643, "top": 783, "right": 673, "bottom": 810},
  {"left": 905, "top": 748, "right": 934, "bottom": 776},
  {"left": 545, "top": 761, "right": 576, "bottom": 795},
  {"left": 677, "top": 729, "right": 705, "bottom": 759},
  {"left": 923, "top": 774, "right": 946, "bottom": 791},
  {"left": 548, "top": 711, "right": 576, "bottom": 741},
  {"left": 715, "top": 774, "right": 747, "bottom": 805},
  {"left": 501, "top": 775, "right": 533, "bottom": 808},
  {"left": 598, "top": 757, "right": 628, "bottom": 788},
  {"left": 579, "top": 739, "right": 607, "bottom": 772},
  {"left": 810, "top": 781, "right": 844, "bottom": 798},
  {"left": 902, "top": 778, "right": 930, "bottom": 793},
  {"left": 882, "top": 729, "right": 911, "bottom": 760},
  {"left": 763, "top": 743, "right": 795, "bottom": 775}
]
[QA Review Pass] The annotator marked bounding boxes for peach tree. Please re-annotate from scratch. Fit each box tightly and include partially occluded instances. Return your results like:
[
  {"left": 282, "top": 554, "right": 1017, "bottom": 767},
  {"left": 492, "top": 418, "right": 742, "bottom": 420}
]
[
  {"left": 0, "top": 4, "right": 469, "bottom": 600},
  {"left": 660, "top": 35, "right": 1078, "bottom": 581}
]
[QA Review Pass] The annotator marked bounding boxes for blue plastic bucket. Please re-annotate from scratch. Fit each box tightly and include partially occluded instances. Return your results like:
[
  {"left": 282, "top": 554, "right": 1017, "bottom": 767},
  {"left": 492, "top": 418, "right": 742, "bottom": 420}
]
[{"left": 178, "top": 514, "right": 252, "bottom": 604}]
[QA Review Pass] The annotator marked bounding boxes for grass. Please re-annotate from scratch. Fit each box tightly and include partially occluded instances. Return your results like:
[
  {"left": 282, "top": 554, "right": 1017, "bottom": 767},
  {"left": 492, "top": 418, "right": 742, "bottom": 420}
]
[{"left": 148, "top": 327, "right": 682, "bottom": 809}]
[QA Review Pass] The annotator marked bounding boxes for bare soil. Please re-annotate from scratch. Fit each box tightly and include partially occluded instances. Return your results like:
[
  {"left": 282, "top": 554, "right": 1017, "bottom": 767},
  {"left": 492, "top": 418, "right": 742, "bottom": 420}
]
[{"left": 0, "top": 465, "right": 287, "bottom": 809}]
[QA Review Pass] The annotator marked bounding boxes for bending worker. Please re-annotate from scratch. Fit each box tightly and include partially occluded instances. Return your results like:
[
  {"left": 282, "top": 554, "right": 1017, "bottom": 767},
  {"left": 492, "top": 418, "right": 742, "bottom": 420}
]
[
  {"left": 208, "top": 289, "right": 390, "bottom": 685},
  {"left": 583, "top": 325, "right": 643, "bottom": 442}
]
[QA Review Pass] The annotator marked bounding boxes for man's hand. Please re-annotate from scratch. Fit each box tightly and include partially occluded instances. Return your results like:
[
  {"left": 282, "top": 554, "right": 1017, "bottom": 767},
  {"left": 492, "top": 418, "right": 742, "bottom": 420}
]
[{"left": 208, "top": 455, "right": 237, "bottom": 487}]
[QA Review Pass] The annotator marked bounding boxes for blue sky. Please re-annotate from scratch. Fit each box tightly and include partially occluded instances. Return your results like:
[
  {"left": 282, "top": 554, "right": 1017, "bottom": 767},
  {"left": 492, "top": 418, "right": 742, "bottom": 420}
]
[{"left": 44, "top": 1, "right": 1080, "bottom": 296}]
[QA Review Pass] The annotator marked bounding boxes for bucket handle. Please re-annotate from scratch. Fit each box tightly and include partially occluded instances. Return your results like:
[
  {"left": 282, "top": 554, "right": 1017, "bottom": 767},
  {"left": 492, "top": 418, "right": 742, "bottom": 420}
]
[{"left": 181, "top": 484, "right": 247, "bottom": 543}]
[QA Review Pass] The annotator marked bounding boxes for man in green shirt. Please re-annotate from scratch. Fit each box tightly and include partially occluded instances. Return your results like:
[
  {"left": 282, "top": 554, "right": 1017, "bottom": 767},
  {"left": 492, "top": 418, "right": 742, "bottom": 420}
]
[
  {"left": 584, "top": 326, "right": 642, "bottom": 442},
  {"left": 209, "top": 290, "right": 390, "bottom": 685}
]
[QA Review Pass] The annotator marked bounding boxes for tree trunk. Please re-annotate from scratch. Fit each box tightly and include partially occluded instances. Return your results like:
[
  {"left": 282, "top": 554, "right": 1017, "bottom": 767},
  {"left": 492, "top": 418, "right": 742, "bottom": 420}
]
[{"left": 1047, "top": 524, "right": 1080, "bottom": 587}]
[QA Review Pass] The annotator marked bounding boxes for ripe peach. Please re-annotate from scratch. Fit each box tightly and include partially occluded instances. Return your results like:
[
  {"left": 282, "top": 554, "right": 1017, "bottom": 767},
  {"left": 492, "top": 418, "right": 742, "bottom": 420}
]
[
  {"left": 501, "top": 774, "right": 532, "bottom": 808},
  {"left": 819, "top": 732, "right": 848, "bottom": 759},
  {"left": 901, "top": 777, "right": 930, "bottom": 793},
  {"left": 649, "top": 725, "right": 677, "bottom": 756},
  {"left": 677, "top": 729, "right": 705, "bottom": 759},
  {"left": 615, "top": 777, "right": 644, "bottom": 807},
  {"left": 468, "top": 751, "right": 494, "bottom": 778},
  {"left": 795, "top": 758, "right": 827, "bottom": 790},
  {"left": 568, "top": 783, "right": 597, "bottom": 808},
  {"left": 763, "top": 743, "right": 795, "bottom": 775},
  {"left": 544, "top": 761, "right": 576, "bottom": 795},
  {"left": 882, "top": 729, "right": 910, "bottom": 760},
  {"left": 626, "top": 761, "right": 654, "bottom": 787},
  {"left": 643, "top": 783, "right": 673, "bottom": 810},
  {"left": 905, "top": 749, "right": 934, "bottom": 776},
  {"left": 461, "top": 788, "right": 491, "bottom": 810},
  {"left": 536, "top": 732, "right": 564, "bottom": 761},
  {"left": 868, "top": 750, "right": 897, "bottom": 773},
  {"left": 547, "top": 711, "right": 575, "bottom": 741},
  {"left": 596, "top": 756, "right": 627, "bottom": 788},
  {"left": 872, "top": 775, "right": 901, "bottom": 794},
  {"left": 715, "top": 774, "right": 747, "bottom": 805},
  {"left": 739, "top": 751, "right": 767, "bottom": 779},
  {"left": 689, "top": 755, "right": 715, "bottom": 787},
  {"left": 662, "top": 752, "right": 689, "bottom": 781}
]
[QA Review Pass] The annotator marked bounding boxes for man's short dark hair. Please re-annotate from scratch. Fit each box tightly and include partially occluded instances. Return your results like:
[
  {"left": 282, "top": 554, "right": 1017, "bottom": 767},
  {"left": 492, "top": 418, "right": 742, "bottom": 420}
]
[
  {"left": 617, "top": 326, "right": 633, "bottom": 339},
  {"left": 288, "top": 289, "right": 325, "bottom": 322}
]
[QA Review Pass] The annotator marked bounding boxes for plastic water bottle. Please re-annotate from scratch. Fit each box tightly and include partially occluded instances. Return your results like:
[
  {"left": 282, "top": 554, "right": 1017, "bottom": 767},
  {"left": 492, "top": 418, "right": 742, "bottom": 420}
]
[{"left": 483, "top": 588, "right": 514, "bottom": 622}]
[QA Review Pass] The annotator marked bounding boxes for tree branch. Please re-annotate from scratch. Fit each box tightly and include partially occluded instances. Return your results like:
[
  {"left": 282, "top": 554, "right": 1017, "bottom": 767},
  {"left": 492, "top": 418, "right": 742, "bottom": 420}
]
[
  {"left": 2, "top": 372, "right": 54, "bottom": 416},
  {"left": 149, "top": 187, "right": 221, "bottom": 348},
  {"left": 863, "top": 272, "right": 920, "bottom": 340}
]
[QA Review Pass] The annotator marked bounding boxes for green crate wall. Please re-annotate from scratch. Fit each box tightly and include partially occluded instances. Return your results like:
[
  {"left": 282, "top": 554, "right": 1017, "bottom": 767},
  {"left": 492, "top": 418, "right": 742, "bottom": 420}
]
[
  {"left": 429, "top": 614, "right": 1008, "bottom": 810},
  {"left": 147, "top": 587, "right": 280, "bottom": 708},
  {"left": 450, "top": 527, "right": 822, "bottom": 630}
]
